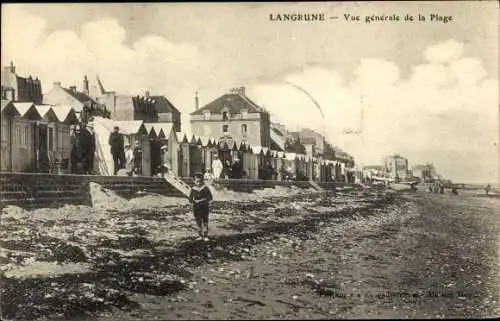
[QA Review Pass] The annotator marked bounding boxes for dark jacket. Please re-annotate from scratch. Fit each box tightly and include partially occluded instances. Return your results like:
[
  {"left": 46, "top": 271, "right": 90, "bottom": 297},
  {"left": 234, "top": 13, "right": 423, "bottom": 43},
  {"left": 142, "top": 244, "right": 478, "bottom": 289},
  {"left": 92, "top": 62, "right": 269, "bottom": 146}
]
[
  {"left": 109, "top": 132, "right": 124, "bottom": 154},
  {"left": 188, "top": 185, "right": 213, "bottom": 214}
]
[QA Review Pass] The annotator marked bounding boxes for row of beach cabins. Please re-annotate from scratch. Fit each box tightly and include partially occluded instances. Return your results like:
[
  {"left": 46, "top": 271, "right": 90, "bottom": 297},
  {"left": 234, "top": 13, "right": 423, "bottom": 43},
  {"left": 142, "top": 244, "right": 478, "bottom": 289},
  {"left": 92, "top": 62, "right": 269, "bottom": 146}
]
[{"left": 1, "top": 101, "right": 357, "bottom": 182}]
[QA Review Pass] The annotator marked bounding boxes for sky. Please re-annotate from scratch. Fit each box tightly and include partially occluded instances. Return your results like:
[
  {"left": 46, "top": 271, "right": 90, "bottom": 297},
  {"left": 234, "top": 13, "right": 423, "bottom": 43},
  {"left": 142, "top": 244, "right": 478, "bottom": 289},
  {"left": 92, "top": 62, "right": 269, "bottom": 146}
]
[{"left": 1, "top": 2, "right": 499, "bottom": 184}]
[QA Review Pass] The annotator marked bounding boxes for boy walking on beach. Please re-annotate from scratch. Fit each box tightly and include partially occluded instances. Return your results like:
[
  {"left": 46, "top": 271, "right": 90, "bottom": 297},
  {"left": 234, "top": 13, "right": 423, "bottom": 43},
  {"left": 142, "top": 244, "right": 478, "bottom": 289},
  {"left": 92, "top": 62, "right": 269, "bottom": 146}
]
[{"left": 189, "top": 173, "right": 213, "bottom": 241}]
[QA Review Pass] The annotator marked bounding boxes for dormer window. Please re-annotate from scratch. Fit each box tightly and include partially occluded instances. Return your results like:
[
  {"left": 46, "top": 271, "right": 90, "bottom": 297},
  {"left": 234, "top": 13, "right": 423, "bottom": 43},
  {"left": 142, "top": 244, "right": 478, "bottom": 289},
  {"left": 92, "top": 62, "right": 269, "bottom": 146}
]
[
  {"left": 241, "top": 109, "right": 248, "bottom": 119},
  {"left": 203, "top": 110, "right": 211, "bottom": 120}
]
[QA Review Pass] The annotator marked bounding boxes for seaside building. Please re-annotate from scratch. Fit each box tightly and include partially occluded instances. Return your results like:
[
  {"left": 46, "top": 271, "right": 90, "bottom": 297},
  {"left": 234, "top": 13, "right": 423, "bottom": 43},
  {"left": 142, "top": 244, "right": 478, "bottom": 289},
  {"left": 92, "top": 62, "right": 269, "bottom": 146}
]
[
  {"left": 383, "top": 154, "right": 409, "bottom": 180},
  {"left": 190, "top": 87, "right": 271, "bottom": 148},
  {"left": 412, "top": 163, "right": 437, "bottom": 181},
  {"left": 1, "top": 62, "right": 43, "bottom": 104}
]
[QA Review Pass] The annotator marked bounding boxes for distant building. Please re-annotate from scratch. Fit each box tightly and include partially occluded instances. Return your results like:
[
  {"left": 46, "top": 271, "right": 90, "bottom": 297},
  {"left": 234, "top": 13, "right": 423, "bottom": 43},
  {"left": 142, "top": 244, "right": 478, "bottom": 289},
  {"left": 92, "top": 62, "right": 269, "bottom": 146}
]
[
  {"left": 300, "top": 136, "right": 316, "bottom": 157},
  {"left": 290, "top": 128, "right": 325, "bottom": 156},
  {"left": 383, "top": 154, "right": 409, "bottom": 180},
  {"left": 148, "top": 93, "right": 181, "bottom": 132},
  {"left": 288, "top": 127, "right": 337, "bottom": 161},
  {"left": 412, "top": 163, "right": 437, "bottom": 180},
  {"left": 44, "top": 77, "right": 99, "bottom": 113},
  {"left": 1, "top": 62, "right": 43, "bottom": 104},
  {"left": 190, "top": 87, "right": 271, "bottom": 147},
  {"left": 89, "top": 77, "right": 157, "bottom": 122},
  {"left": 93, "top": 78, "right": 180, "bottom": 128}
]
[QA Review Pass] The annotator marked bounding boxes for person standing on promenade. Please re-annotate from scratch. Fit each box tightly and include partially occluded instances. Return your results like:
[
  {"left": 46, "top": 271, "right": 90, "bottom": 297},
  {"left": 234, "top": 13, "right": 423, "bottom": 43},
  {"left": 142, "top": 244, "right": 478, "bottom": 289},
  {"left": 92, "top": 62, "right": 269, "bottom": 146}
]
[
  {"left": 108, "top": 126, "right": 125, "bottom": 175},
  {"left": 188, "top": 172, "right": 213, "bottom": 241},
  {"left": 124, "top": 143, "right": 134, "bottom": 176},
  {"left": 133, "top": 141, "right": 143, "bottom": 176},
  {"left": 212, "top": 154, "right": 223, "bottom": 180}
]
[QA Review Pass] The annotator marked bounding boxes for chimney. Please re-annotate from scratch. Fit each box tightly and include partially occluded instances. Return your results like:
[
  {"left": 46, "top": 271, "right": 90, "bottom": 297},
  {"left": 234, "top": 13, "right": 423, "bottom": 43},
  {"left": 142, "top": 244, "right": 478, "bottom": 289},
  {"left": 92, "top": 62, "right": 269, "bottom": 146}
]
[
  {"left": 145, "top": 90, "right": 150, "bottom": 98},
  {"left": 69, "top": 86, "right": 77, "bottom": 92},
  {"left": 53, "top": 81, "right": 61, "bottom": 87},
  {"left": 230, "top": 86, "right": 246, "bottom": 96},
  {"left": 83, "top": 75, "right": 89, "bottom": 94},
  {"left": 195, "top": 91, "right": 199, "bottom": 110}
]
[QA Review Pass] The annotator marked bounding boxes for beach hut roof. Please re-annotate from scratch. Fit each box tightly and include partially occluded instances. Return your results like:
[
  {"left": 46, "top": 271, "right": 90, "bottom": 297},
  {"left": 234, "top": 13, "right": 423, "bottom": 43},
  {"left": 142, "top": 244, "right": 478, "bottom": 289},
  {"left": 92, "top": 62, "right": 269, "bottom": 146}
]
[
  {"left": 199, "top": 136, "right": 211, "bottom": 146},
  {"left": 175, "top": 131, "right": 195, "bottom": 144},
  {"left": 146, "top": 122, "right": 174, "bottom": 137},
  {"left": 218, "top": 140, "right": 229, "bottom": 149},
  {"left": 147, "top": 126, "right": 158, "bottom": 138},
  {"left": 1, "top": 100, "right": 12, "bottom": 112},
  {"left": 239, "top": 141, "right": 249, "bottom": 151},
  {"left": 252, "top": 146, "right": 263, "bottom": 155},
  {"left": 12, "top": 102, "right": 43, "bottom": 120},
  {"left": 144, "top": 123, "right": 155, "bottom": 134},
  {"left": 115, "top": 120, "right": 145, "bottom": 135},
  {"left": 51, "top": 105, "right": 78, "bottom": 123},
  {"left": 33, "top": 105, "right": 51, "bottom": 117},
  {"left": 1, "top": 100, "right": 19, "bottom": 116},
  {"left": 35, "top": 105, "right": 60, "bottom": 122},
  {"left": 157, "top": 129, "right": 166, "bottom": 139}
]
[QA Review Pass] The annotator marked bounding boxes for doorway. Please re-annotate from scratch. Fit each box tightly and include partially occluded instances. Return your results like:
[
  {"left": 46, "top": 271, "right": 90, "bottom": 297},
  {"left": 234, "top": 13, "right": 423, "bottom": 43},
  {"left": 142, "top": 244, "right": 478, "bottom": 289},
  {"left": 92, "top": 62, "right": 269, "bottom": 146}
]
[{"left": 34, "top": 122, "right": 49, "bottom": 172}]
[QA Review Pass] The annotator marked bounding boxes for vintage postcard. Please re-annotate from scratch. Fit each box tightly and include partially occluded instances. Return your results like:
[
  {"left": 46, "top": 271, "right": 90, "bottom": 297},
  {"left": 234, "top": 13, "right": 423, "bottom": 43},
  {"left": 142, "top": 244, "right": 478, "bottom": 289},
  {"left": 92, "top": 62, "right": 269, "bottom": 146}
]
[{"left": 1, "top": 1, "right": 499, "bottom": 320}]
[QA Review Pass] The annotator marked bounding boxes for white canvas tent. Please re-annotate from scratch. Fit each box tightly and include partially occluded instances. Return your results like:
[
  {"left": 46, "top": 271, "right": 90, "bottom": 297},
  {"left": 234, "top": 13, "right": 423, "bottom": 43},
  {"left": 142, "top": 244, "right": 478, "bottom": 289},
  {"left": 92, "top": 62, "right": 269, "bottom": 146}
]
[{"left": 92, "top": 117, "right": 145, "bottom": 176}]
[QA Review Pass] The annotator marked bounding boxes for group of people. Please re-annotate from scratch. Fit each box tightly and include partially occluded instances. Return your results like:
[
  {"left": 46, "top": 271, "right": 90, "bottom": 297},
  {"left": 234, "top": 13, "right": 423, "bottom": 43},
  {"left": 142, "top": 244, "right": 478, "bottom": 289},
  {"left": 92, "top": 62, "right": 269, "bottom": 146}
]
[
  {"left": 108, "top": 126, "right": 143, "bottom": 176},
  {"left": 209, "top": 155, "right": 244, "bottom": 180},
  {"left": 70, "top": 124, "right": 96, "bottom": 174}
]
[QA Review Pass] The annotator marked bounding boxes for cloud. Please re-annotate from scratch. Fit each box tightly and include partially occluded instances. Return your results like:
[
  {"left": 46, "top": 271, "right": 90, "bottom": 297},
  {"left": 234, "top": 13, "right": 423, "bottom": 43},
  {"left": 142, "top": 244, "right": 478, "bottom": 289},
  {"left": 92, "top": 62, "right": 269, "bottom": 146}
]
[
  {"left": 1, "top": 7, "right": 211, "bottom": 110},
  {"left": 1, "top": 6, "right": 497, "bottom": 184},
  {"left": 423, "top": 39, "right": 464, "bottom": 63},
  {"left": 250, "top": 39, "right": 498, "bottom": 182},
  {"left": 1, "top": 6, "right": 46, "bottom": 60}
]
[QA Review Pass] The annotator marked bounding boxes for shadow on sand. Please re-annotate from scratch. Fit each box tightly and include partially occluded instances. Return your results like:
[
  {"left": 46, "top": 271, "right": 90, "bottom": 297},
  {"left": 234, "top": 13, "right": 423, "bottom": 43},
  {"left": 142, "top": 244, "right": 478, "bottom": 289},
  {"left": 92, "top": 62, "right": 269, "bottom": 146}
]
[{"left": 1, "top": 192, "right": 399, "bottom": 320}]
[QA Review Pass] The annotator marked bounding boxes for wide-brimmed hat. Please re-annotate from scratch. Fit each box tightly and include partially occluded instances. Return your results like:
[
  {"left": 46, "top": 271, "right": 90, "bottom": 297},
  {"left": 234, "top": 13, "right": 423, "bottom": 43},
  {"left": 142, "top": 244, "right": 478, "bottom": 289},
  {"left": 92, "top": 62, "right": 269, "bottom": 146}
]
[{"left": 161, "top": 145, "right": 167, "bottom": 150}]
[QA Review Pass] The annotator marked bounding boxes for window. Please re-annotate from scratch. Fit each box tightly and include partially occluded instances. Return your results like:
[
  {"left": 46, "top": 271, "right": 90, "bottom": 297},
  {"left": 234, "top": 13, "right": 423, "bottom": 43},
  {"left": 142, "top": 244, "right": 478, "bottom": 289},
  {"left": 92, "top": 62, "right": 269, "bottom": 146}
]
[
  {"left": 48, "top": 127, "right": 54, "bottom": 150},
  {"left": 222, "top": 125, "right": 228, "bottom": 133},
  {"left": 1, "top": 118, "right": 7, "bottom": 142},
  {"left": 241, "top": 124, "right": 247, "bottom": 134},
  {"left": 241, "top": 109, "right": 248, "bottom": 119},
  {"left": 25, "top": 126, "right": 30, "bottom": 147},
  {"left": 222, "top": 111, "right": 229, "bottom": 121},
  {"left": 203, "top": 110, "right": 210, "bottom": 120},
  {"left": 58, "top": 128, "right": 63, "bottom": 149}
]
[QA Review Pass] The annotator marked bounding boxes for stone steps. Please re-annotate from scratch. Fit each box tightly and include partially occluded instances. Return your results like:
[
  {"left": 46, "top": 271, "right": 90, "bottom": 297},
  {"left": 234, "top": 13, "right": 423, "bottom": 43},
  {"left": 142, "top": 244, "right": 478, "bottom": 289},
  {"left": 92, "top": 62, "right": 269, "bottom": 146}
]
[
  {"left": 0, "top": 173, "right": 329, "bottom": 209},
  {"left": 0, "top": 173, "right": 185, "bottom": 209}
]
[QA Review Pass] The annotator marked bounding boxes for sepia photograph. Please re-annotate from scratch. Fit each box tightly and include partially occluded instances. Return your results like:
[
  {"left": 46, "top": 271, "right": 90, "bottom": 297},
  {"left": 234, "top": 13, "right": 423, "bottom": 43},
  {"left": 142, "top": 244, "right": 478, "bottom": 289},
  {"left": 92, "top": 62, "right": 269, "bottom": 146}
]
[{"left": 0, "top": 1, "right": 499, "bottom": 320}]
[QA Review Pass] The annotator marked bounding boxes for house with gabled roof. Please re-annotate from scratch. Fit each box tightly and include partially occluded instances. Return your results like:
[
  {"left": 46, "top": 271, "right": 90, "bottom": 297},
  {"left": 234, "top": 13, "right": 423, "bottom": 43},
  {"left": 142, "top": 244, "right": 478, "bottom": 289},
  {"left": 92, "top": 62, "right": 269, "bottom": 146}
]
[
  {"left": 93, "top": 77, "right": 180, "bottom": 127},
  {"left": 148, "top": 94, "right": 181, "bottom": 132},
  {"left": 1, "top": 62, "right": 43, "bottom": 104},
  {"left": 190, "top": 87, "right": 271, "bottom": 149},
  {"left": 43, "top": 77, "right": 98, "bottom": 113}
]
